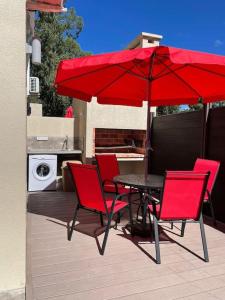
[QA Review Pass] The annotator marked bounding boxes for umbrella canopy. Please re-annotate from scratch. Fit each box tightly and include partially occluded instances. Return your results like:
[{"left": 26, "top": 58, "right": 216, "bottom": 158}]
[
  {"left": 55, "top": 45, "right": 225, "bottom": 174},
  {"left": 55, "top": 46, "right": 225, "bottom": 106}
]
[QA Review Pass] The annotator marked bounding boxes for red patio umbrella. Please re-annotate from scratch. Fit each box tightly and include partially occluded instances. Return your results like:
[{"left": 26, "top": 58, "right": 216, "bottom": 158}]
[
  {"left": 64, "top": 105, "right": 74, "bottom": 118},
  {"left": 55, "top": 46, "right": 225, "bottom": 175}
]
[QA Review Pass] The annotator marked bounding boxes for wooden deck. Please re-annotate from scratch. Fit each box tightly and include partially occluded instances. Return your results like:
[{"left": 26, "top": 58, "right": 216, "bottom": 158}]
[{"left": 27, "top": 191, "right": 225, "bottom": 300}]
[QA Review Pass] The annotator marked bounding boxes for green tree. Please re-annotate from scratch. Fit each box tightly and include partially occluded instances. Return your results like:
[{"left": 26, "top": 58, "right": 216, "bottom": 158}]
[
  {"left": 31, "top": 7, "right": 90, "bottom": 116},
  {"left": 188, "top": 101, "right": 225, "bottom": 111},
  {"left": 188, "top": 104, "right": 203, "bottom": 111},
  {"left": 157, "top": 105, "right": 180, "bottom": 116}
]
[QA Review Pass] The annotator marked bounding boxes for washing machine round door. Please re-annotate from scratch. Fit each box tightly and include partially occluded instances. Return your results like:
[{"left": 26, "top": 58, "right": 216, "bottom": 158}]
[{"left": 33, "top": 161, "right": 55, "bottom": 181}]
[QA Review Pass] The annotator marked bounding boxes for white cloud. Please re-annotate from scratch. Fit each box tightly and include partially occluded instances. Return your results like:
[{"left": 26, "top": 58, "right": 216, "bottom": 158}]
[{"left": 214, "top": 39, "right": 224, "bottom": 47}]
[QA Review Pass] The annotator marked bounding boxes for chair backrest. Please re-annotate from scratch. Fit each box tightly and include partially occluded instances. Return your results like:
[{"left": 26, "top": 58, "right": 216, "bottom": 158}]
[
  {"left": 159, "top": 171, "right": 209, "bottom": 220},
  {"left": 95, "top": 154, "right": 120, "bottom": 183},
  {"left": 193, "top": 158, "right": 220, "bottom": 194},
  {"left": 67, "top": 163, "right": 106, "bottom": 212}
]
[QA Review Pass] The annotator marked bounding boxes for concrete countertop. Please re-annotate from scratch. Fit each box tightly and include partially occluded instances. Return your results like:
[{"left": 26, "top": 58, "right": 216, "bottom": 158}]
[
  {"left": 93, "top": 153, "right": 144, "bottom": 161},
  {"left": 27, "top": 149, "right": 82, "bottom": 154}
]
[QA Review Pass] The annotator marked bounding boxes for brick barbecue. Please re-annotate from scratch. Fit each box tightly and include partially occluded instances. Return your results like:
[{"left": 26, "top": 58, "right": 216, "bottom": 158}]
[{"left": 94, "top": 128, "right": 145, "bottom": 158}]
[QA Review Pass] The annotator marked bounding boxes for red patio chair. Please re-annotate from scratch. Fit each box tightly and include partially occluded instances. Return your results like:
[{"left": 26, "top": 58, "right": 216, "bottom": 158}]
[
  {"left": 193, "top": 158, "right": 220, "bottom": 225},
  {"left": 148, "top": 171, "right": 210, "bottom": 264},
  {"left": 95, "top": 154, "right": 131, "bottom": 194},
  {"left": 67, "top": 163, "right": 128, "bottom": 255},
  {"left": 95, "top": 154, "right": 142, "bottom": 223}
]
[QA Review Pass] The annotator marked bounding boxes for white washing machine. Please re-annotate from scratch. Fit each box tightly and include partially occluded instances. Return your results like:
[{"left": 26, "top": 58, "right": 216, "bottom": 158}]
[{"left": 28, "top": 155, "right": 57, "bottom": 191}]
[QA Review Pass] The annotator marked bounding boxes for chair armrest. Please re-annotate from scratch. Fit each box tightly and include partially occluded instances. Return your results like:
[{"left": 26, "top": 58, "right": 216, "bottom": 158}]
[
  {"left": 102, "top": 179, "right": 120, "bottom": 193},
  {"left": 107, "top": 192, "right": 128, "bottom": 216},
  {"left": 115, "top": 192, "right": 129, "bottom": 201}
]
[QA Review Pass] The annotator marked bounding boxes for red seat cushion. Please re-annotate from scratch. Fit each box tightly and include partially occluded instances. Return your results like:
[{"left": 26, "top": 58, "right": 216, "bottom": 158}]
[
  {"left": 105, "top": 198, "right": 128, "bottom": 213},
  {"left": 88, "top": 196, "right": 127, "bottom": 213}
]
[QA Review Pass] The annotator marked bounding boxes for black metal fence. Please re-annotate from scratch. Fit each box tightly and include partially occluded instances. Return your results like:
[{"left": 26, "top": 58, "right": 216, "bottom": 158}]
[{"left": 150, "top": 107, "right": 225, "bottom": 223}]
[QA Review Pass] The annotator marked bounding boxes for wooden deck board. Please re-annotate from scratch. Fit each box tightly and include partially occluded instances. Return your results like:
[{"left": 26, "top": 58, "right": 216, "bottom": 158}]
[{"left": 27, "top": 191, "right": 225, "bottom": 300}]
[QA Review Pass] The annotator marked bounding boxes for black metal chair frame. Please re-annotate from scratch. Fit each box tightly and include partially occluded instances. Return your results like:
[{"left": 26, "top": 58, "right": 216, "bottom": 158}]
[
  {"left": 149, "top": 172, "right": 210, "bottom": 264},
  {"left": 101, "top": 178, "right": 142, "bottom": 226},
  {"left": 67, "top": 164, "right": 129, "bottom": 255}
]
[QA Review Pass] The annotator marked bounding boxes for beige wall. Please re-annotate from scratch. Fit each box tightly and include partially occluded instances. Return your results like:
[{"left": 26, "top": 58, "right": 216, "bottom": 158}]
[
  {"left": 27, "top": 116, "right": 77, "bottom": 151},
  {"left": 73, "top": 99, "right": 87, "bottom": 160},
  {"left": 27, "top": 116, "right": 75, "bottom": 137},
  {"left": 30, "top": 103, "right": 42, "bottom": 116},
  {"left": 0, "top": 1, "right": 26, "bottom": 299}
]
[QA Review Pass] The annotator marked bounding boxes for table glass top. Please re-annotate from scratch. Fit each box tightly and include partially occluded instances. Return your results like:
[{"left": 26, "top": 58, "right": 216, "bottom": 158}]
[{"left": 114, "top": 174, "right": 164, "bottom": 189}]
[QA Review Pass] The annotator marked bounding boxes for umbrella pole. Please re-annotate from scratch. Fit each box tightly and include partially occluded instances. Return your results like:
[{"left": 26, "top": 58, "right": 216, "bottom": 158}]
[
  {"left": 144, "top": 53, "right": 156, "bottom": 179},
  {"left": 201, "top": 103, "right": 210, "bottom": 158},
  {"left": 145, "top": 100, "right": 152, "bottom": 178}
]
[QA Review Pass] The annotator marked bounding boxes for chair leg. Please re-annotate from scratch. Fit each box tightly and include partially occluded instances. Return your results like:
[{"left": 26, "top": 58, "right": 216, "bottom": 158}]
[
  {"left": 100, "top": 212, "right": 104, "bottom": 227},
  {"left": 208, "top": 196, "right": 216, "bottom": 226},
  {"left": 148, "top": 209, "right": 151, "bottom": 224},
  {"left": 171, "top": 222, "right": 174, "bottom": 230},
  {"left": 181, "top": 220, "right": 186, "bottom": 237},
  {"left": 114, "top": 211, "right": 121, "bottom": 230},
  {"left": 117, "top": 211, "right": 121, "bottom": 223},
  {"left": 136, "top": 202, "right": 142, "bottom": 221},
  {"left": 148, "top": 209, "right": 153, "bottom": 239},
  {"left": 128, "top": 192, "right": 133, "bottom": 226},
  {"left": 101, "top": 212, "right": 113, "bottom": 255},
  {"left": 153, "top": 215, "right": 161, "bottom": 264},
  {"left": 68, "top": 204, "right": 79, "bottom": 241},
  {"left": 142, "top": 195, "right": 148, "bottom": 226},
  {"left": 199, "top": 213, "right": 209, "bottom": 262}
]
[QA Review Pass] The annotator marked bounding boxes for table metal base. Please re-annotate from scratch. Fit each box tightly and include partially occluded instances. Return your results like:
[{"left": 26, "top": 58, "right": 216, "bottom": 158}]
[{"left": 125, "top": 222, "right": 152, "bottom": 238}]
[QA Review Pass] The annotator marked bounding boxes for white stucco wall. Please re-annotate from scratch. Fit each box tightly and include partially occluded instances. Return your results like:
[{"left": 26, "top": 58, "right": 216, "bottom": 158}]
[{"left": 0, "top": 1, "right": 26, "bottom": 298}]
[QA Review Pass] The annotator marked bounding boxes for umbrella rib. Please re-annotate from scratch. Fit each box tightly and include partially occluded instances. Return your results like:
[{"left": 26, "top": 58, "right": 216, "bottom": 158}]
[
  {"left": 190, "top": 64, "right": 225, "bottom": 79},
  {"left": 132, "top": 61, "right": 149, "bottom": 79},
  {"left": 95, "top": 64, "right": 140, "bottom": 96},
  {"left": 56, "top": 64, "right": 124, "bottom": 86},
  {"left": 156, "top": 57, "right": 202, "bottom": 98},
  {"left": 116, "top": 65, "right": 149, "bottom": 81},
  {"left": 153, "top": 64, "right": 188, "bottom": 81}
]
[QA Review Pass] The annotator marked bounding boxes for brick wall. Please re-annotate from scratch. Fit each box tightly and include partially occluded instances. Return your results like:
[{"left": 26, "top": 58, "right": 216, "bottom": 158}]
[{"left": 95, "top": 128, "right": 145, "bottom": 147}]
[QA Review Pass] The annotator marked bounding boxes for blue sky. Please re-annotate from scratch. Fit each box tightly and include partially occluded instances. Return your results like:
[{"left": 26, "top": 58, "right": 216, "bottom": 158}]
[{"left": 67, "top": 0, "right": 225, "bottom": 56}]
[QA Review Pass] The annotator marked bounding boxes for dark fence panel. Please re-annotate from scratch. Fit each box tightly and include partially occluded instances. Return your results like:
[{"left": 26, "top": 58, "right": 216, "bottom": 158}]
[
  {"left": 150, "top": 107, "right": 225, "bottom": 223},
  {"left": 207, "top": 107, "right": 225, "bottom": 223},
  {"left": 150, "top": 110, "right": 203, "bottom": 174}
]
